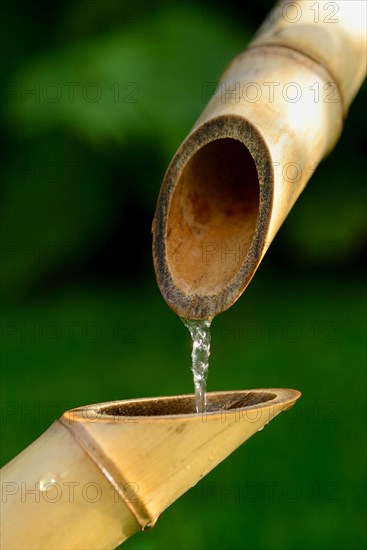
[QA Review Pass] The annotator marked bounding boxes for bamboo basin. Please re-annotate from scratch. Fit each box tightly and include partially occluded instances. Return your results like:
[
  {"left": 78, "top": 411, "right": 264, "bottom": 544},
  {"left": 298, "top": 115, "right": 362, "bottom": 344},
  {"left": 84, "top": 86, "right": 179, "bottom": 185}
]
[{"left": 1, "top": 389, "right": 300, "bottom": 549}]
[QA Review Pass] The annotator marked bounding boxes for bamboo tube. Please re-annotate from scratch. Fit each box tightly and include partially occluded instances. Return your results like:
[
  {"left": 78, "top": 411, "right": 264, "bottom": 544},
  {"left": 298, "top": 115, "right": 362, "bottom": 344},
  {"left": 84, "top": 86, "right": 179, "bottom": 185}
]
[
  {"left": 152, "top": 0, "right": 367, "bottom": 320},
  {"left": 1, "top": 389, "right": 300, "bottom": 549}
]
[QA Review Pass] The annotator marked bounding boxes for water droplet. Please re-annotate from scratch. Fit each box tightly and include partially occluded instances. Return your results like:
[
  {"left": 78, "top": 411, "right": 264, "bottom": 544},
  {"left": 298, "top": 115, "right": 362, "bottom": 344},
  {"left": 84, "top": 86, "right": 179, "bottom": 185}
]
[{"left": 39, "top": 474, "right": 57, "bottom": 492}]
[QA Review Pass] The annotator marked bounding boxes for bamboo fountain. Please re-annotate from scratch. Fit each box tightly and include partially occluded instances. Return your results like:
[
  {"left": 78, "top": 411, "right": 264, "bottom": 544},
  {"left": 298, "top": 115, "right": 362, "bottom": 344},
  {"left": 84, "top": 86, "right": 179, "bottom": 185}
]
[{"left": 1, "top": 1, "right": 366, "bottom": 548}]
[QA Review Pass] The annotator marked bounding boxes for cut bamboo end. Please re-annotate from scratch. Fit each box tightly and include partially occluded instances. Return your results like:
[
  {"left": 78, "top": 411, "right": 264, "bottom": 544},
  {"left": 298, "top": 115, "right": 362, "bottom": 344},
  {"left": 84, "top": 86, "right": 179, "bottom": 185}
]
[
  {"left": 153, "top": 115, "right": 273, "bottom": 320},
  {"left": 62, "top": 389, "right": 301, "bottom": 534},
  {"left": 1, "top": 389, "right": 300, "bottom": 550},
  {"left": 152, "top": 1, "right": 366, "bottom": 320}
]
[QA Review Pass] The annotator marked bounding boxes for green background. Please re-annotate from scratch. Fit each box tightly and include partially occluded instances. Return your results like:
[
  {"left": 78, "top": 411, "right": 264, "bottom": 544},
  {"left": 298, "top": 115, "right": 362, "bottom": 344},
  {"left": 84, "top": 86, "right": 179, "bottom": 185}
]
[{"left": 1, "top": 1, "right": 366, "bottom": 549}]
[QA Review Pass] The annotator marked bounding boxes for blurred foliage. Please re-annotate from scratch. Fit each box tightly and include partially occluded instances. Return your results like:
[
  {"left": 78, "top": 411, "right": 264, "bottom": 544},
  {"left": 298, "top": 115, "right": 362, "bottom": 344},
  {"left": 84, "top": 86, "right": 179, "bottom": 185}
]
[
  {"left": 1, "top": 1, "right": 250, "bottom": 301},
  {"left": 1, "top": 1, "right": 366, "bottom": 549},
  {"left": 4, "top": 5, "right": 248, "bottom": 147}
]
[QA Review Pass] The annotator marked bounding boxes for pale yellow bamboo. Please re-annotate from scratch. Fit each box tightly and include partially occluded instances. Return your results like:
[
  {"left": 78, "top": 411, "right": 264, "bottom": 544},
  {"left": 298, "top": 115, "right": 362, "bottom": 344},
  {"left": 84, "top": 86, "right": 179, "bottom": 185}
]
[
  {"left": 1, "top": 389, "right": 300, "bottom": 549},
  {"left": 0, "top": 423, "right": 138, "bottom": 550},
  {"left": 250, "top": 0, "right": 366, "bottom": 111},
  {"left": 152, "top": 0, "right": 366, "bottom": 319}
]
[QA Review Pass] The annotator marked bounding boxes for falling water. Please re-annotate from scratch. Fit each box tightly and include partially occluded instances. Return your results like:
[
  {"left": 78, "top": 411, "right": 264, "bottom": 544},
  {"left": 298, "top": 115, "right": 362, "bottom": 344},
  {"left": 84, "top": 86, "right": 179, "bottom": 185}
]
[{"left": 181, "top": 318, "right": 211, "bottom": 413}]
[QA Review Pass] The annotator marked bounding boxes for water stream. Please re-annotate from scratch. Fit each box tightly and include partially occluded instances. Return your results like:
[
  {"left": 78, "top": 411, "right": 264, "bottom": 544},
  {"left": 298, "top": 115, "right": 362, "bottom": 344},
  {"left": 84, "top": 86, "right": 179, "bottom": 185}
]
[{"left": 181, "top": 318, "right": 211, "bottom": 413}]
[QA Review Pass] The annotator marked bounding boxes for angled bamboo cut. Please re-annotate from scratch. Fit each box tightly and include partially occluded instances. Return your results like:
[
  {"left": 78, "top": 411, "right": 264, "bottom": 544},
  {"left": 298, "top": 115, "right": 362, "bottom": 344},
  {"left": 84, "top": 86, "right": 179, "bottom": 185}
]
[
  {"left": 1, "top": 389, "right": 300, "bottom": 549},
  {"left": 152, "top": 0, "right": 367, "bottom": 320}
]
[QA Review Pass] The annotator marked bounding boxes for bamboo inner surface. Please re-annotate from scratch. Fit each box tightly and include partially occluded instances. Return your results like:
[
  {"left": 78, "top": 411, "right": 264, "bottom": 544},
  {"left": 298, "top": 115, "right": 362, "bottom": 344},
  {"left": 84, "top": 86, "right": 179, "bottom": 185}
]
[
  {"left": 88, "top": 390, "right": 283, "bottom": 417},
  {"left": 166, "top": 138, "right": 259, "bottom": 295}
]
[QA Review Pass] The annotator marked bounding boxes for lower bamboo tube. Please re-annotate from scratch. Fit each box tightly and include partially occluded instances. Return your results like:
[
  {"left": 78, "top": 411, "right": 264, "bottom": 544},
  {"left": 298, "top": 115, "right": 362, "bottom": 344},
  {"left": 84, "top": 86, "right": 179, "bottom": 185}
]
[{"left": 1, "top": 389, "right": 300, "bottom": 549}]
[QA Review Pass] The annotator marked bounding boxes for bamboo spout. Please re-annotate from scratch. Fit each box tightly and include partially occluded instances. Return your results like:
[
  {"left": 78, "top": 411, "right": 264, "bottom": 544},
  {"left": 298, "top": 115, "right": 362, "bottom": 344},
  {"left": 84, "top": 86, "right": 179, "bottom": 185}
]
[
  {"left": 1, "top": 389, "right": 300, "bottom": 549},
  {"left": 152, "top": 0, "right": 367, "bottom": 320}
]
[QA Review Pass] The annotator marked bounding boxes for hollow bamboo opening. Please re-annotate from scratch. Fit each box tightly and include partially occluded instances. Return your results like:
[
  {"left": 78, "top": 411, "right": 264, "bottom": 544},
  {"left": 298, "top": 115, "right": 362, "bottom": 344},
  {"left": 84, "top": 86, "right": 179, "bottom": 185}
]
[
  {"left": 166, "top": 138, "right": 259, "bottom": 295},
  {"left": 98, "top": 390, "right": 276, "bottom": 417}
]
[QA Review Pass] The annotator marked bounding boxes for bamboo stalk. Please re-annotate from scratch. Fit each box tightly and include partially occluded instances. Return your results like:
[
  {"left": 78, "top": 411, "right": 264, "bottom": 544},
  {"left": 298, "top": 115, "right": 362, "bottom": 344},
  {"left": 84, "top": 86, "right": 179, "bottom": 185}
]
[
  {"left": 152, "top": 0, "right": 367, "bottom": 320},
  {"left": 1, "top": 389, "right": 300, "bottom": 549}
]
